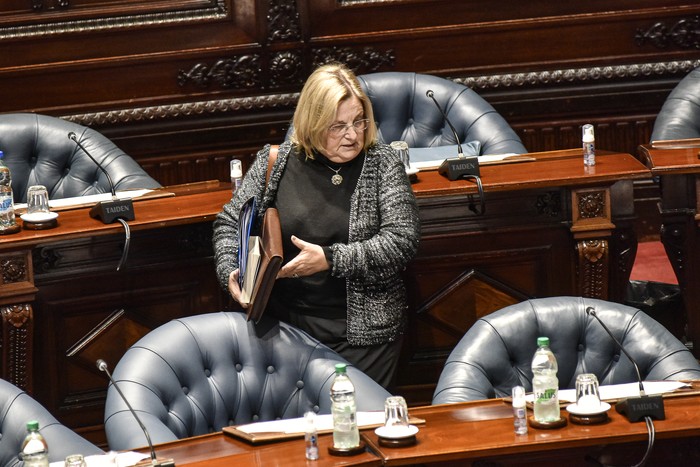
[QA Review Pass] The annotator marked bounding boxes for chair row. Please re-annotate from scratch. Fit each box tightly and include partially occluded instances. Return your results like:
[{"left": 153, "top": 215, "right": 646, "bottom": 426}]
[{"left": 3, "top": 296, "right": 698, "bottom": 461}]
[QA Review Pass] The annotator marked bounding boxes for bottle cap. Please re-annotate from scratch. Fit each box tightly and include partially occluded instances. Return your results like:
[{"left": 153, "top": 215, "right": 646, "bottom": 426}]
[
  {"left": 334, "top": 363, "right": 347, "bottom": 374},
  {"left": 582, "top": 124, "right": 595, "bottom": 142},
  {"left": 230, "top": 159, "right": 242, "bottom": 178},
  {"left": 26, "top": 420, "right": 39, "bottom": 431},
  {"left": 512, "top": 385, "right": 526, "bottom": 406},
  {"left": 304, "top": 411, "right": 316, "bottom": 427},
  {"left": 537, "top": 336, "right": 550, "bottom": 347}
]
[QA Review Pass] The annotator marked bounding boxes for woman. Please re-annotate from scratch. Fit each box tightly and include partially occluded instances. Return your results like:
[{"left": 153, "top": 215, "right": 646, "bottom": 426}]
[{"left": 213, "top": 63, "right": 420, "bottom": 388}]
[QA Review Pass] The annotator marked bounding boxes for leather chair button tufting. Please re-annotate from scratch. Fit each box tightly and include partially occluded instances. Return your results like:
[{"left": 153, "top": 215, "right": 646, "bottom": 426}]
[
  {"left": 267, "top": 365, "right": 275, "bottom": 374},
  {"left": 296, "top": 380, "right": 304, "bottom": 389},
  {"left": 182, "top": 387, "right": 189, "bottom": 394},
  {"left": 613, "top": 354, "right": 620, "bottom": 362},
  {"left": 252, "top": 414, "right": 259, "bottom": 421},
  {"left": 204, "top": 369, "right": 211, "bottom": 377},
  {"left": 577, "top": 344, "right": 584, "bottom": 351},
  {"left": 235, "top": 363, "right": 242, "bottom": 371},
  {"left": 313, "top": 405, "right": 320, "bottom": 413}
]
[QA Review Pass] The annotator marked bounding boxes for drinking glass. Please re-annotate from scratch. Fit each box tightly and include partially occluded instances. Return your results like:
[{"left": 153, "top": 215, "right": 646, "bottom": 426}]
[
  {"left": 26, "top": 185, "right": 50, "bottom": 215},
  {"left": 390, "top": 141, "right": 411, "bottom": 170},
  {"left": 64, "top": 454, "right": 87, "bottom": 467},
  {"left": 384, "top": 395, "right": 409, "bottom": 428},
  {"left": 575, "top": 373, "right": 601, "bottom": 410}
]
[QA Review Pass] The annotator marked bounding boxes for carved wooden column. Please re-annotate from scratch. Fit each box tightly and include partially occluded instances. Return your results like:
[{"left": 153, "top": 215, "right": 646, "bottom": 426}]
[
  {"left": 0, "top": 250, "right": 36, "bottom": 391},
  {"left": 571, "top": 187, "right": 615, "bottom": 299}
]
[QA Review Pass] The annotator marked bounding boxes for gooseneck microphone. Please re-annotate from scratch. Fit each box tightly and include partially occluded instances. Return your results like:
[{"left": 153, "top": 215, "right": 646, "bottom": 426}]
[
  {"left": 585, "top": 307, "right": 665, "bottom": 422},
  {"left": 68, "top": 132, "right": 135, "bottom": 224},
  {"left": 425, "top": 89, "right": 480, "bottom": 181},
  {"left": 97, "top": 359, "right": 176, "bottom": 467}
]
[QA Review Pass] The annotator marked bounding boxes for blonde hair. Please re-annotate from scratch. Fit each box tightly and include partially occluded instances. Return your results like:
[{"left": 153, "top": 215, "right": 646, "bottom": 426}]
[{"left": 291, "top": 63, "right": 377, "bottom": 159}]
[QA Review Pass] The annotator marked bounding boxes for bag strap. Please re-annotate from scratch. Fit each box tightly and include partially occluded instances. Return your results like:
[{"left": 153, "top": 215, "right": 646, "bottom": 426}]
[{"left": 266, "top": 145, "right": 279, "bottom": 188}]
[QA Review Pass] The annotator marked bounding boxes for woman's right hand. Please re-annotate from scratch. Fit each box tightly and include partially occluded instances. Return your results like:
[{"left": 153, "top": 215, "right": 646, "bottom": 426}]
[{"left": 228, "top": 269, "right": 248, "bottom": 308}]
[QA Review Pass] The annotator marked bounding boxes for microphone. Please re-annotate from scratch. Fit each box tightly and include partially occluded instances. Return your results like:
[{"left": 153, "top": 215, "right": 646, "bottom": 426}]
[
  {"left": 585, "top": 307, "right": 665, "bottom": 422},
  {"left": 425, "top": 89, "right": 480, "bottom": 180},
  {"left": 97, "top": 359, "right": 175, "bottom": 467},
  {"left": 68, "top": 132, "right": 135, "bottom": 224}
]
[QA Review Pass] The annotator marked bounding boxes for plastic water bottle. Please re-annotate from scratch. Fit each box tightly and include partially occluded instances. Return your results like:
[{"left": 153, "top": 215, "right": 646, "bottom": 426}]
[
  {"left": 20, "top": 420, "right": 49, "bottom": 467},
  {"left": 582, "top": 124, "right": 595, "bottom": 167},
  {"left": 330, "top": 363, "right": 360, "bottom": 449},
  {"left": 304, "top": 411, "right": 319, "bottom": 460},
  {"left": 512, "top": 385, "right": 528, "bottom": 435},
  {"left": 230, "top": 159, "right": 243, "bottom": 194},
  {"left": 0, "top": 151, "right": 18, "bottom": 233},
  {"left": 531, "top": 337, "right": 560, "bottom": 422}
]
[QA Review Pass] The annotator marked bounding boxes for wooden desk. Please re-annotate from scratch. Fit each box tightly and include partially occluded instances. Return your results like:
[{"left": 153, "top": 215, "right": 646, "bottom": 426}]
[
  {"left": 399, "top": 149, "right": 651, "bottom": 403},
  {"left": 140, "top": 432, "right": 382, "bottom": 467},
  {"left": 144, "top": 388, "right": 700, "bottom": 466},
  {"left": 0, "top": 182, "right": 232, "bottom": 444},
  {"left": 636, "top": 143, "right": 700, "bottom": 355},
  {"left": 363, "top": 391, "right": 700, "bottom": 466}
]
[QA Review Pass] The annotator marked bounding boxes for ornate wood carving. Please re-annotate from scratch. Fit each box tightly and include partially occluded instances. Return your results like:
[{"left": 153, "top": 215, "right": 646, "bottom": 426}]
[
  {"left": 635, "top": 16, "right": 700, "bottom": 50},
  {"left": 267, "top": 0, "right": 301, "bottom": 43},
  {"left": 1, "top": 303, "right": 32, "bottom": 390},
  {"left": 576, "top": 239, "right": 609, "bottom": 299},
  {"left": 311, "top": 46, "right": 395, "bottom": 72},
  {"left": 1, "top": 256, "right": 27, "bottom": 284},
  {"left": 177, "top": 55, "right": 263, "bottom": 89},
  {"left": 535, "top": 191, "right": 561, "bottom": 217},
  {"left": 578, "top": 191, "right": 606, "bottom": 220}
]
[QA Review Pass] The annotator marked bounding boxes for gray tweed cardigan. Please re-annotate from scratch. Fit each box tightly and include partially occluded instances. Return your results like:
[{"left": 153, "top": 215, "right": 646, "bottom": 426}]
[{"left": 212, "top": 140, "right": 421, "bottom": 346}]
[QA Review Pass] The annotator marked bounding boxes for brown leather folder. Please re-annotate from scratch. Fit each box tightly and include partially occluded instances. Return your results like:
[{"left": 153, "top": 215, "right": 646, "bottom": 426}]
[{"left": 246, "top": 207, "right": 283, "bottom": 323}]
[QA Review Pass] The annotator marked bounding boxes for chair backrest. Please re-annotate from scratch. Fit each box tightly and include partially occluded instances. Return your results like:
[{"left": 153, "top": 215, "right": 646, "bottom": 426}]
[
  {"left": 104, "top": 312, "right": 391, "bottom": 451},
  {"left": 0, "top": 379, "right": 103, "bottom": 466},
  {"left": 650, "top": 66, "right": 700, "bottom": 142},
  {"left": 0, "top": 113, "right": 161, "bottom": 203},
  {"left": 356, "top": 72, "right": 527, "bottom": 157},
  {"left": 432, "top": 296, "right": 700, "bottom": 405}
]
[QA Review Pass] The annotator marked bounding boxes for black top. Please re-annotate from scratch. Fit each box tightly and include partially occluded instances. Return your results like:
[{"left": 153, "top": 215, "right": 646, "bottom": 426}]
[{"left": 268, "top": 150, "right": 364, "bottom": 318}]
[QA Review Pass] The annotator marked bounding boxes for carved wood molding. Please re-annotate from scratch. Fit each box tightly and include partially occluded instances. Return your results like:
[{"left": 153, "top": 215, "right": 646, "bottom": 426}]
[
  {"left": 576, "top": 239, "right": 609, "bottom": 299},
  {"left": 1, "top": 255, "right": 28, "bottom": 284},
  {"left": 0, "top": 0, "right": 227, "bottom": 40},
  {"left": 635, "top": 16, "right": 700, "bottom": 50},
  {"left": 453, "top": 59, "right": 700, "bottom": 91},
  {"left": 1, "top": 303, "right": 32, "bottom": 390}
]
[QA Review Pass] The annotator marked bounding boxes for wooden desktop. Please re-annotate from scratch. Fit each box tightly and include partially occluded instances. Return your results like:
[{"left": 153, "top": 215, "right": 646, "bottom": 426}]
[{"left": 140, "top": 384, "right": 700, "bottom": 466}]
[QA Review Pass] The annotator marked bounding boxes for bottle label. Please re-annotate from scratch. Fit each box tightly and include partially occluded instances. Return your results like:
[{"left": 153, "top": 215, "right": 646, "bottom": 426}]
[
  {"left": 0, "top": 194, "right": 12, "bottom": 214},
  {"left": 535, "top": 387, "right": 557, "bottom": 403}
]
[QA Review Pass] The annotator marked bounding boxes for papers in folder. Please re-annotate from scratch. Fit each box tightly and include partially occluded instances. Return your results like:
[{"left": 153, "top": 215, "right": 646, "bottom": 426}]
[{"left": 238, "top": 196, "right": 260, "bottom": 305}]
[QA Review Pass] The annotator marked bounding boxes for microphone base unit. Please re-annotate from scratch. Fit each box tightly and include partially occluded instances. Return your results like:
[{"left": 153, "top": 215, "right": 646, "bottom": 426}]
[
  {"left": 90, "top": 198, "right": 135, "bottom": 224},
  {"left": 615, "top": 394, "right": 665, "bottom": 422},
  {"left": 134, "top": 457, "right": 176, "bottom": 467},
  {"left": 438, "top": 155, "right": 480, "bottom": 180}
]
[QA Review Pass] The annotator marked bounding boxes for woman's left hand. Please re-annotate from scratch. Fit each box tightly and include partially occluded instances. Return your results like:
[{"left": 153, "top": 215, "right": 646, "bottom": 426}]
[{"left": 278, "top": 235, "right": 330, "bottom": 279}]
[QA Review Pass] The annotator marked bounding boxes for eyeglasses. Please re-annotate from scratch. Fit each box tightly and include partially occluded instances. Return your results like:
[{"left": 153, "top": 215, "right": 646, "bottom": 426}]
[{"left": 328, "top": 119, "right": 369, "bottom": 137}]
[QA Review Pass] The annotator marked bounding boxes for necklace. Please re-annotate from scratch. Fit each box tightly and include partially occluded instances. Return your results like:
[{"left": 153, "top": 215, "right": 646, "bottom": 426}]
[{"left": 321, "top": 162, "right": 343, "bottom": 185}]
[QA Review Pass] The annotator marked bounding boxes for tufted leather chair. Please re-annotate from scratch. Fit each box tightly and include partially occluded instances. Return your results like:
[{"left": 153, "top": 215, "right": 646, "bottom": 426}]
[
  {"left": 0, "top": 378, "right": 103, "bottom": 466},
  {"left": 432, "top": 297, "right": 700, "bottom": 404},
  {"left": 0, "top": 113, "right": 161, "bottom": 203},
  {"left": 650, "top": 66, "right": 700, "bottom": 141},
  {"left": 356, "top": 72, "right": 527, "bottom": 158},
  {"left": 104, "top": 312, "right": 392, "bottom": 451}
]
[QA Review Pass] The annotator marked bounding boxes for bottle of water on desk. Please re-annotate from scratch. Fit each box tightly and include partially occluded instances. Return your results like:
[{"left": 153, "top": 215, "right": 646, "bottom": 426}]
[
  {"left": 531, "top": 336, "right": 560, "bottom": 422},
  {"left": 20, "top": 420, "right": 49, "bottom": 467},
  {"left": 330, "top": 363, "right": 359, "bottom": 449},
  {"left": 0, "top": 151, "right": 18, "bottom": 234}
]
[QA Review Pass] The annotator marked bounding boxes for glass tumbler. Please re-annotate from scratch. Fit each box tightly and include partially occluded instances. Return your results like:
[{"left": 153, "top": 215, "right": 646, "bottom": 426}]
[
  {"left": 26, "top": 185, "right": 50, "bottom": 215},
  {"left": 575, "top": 373, "right": 601, "bottom": 410},
  {"left": 390, "top": 141, "right": 411, "bottom": 170},
  {"left": 384, "top": 395, "right": 409, "bottom": 429}
]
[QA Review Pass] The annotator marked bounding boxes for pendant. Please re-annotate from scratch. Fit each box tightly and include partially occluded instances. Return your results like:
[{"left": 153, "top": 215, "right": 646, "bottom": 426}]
[{"left": 331, "top": 174, "right": 343, "bottom": 185}]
